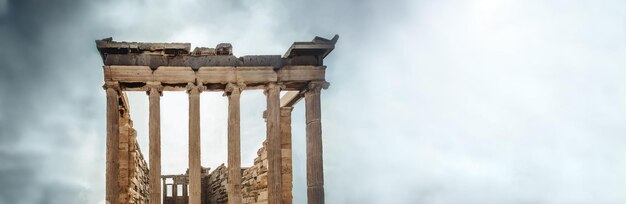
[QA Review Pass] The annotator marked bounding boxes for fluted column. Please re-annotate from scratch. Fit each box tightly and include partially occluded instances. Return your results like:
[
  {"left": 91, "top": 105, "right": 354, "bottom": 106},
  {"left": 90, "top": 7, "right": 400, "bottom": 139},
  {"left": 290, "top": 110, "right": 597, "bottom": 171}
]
[
  {"left": 187, "top": 83, "right": 203, "bottom": 204},
  {"left": 147, "top": 82, "right": 163, "bottom": 204},
  {"left": 225, "top": 83, "right": 245, "bottom": 204},
  {"left": 305, "top": 81, "right": 329, "bottom": 204},
  {"left": 104, "top": 81, "right": 120, "bottom": 204},
  {"left": 265, "top": 83, "right": 283, "bottom": 204}
]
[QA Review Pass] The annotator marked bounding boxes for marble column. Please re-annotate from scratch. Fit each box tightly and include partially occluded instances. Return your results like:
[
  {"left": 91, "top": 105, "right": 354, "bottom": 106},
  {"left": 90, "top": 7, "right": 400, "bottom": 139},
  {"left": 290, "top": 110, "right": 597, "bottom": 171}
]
[
  {"left": 265, "top": 83, "right": 283, "bottom": 204},
  {"left": 305, "top": 81, "right": 329, "bottom": 204},
  {"left": 225, "top": 83, "right": 244, "bottom": 204},
  {"left": 187, "top": 83, "right": 203, "bottom": 204},
  {"left": 147, "top": 82, "right": 163, "bottom": 204},
  {"left": 104, "top": 81, "right": 120, "bottom": 204},
  {"left": 280, "top": 107, "right": 294, "bottom": 204}
]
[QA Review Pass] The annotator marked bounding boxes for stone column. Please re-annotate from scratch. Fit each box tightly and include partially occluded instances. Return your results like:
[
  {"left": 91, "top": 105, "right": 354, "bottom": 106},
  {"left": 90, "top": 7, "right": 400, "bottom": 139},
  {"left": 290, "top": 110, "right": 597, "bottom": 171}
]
[
  {"left": 163, "top": 178, "right": 167, "bottom": 202},
  {"left": 183, "top": 183, "right": 188, "bottom": 199},
  {"left": 305, "top": 81, "right": 329, "bottom": 204},
  {"left": 225, "top": 83, "right": 244, "bottom": 204},
  {"left": 173, "top": 183, "right": 179, "bottom": 204},
  {"left": 104, "top": 81, "right": 120, "bottom": 204},
  {"left": 265, "top": 83, "right": 283, "bottom": 204},
  {"left": 187, "top": 83, "right": 203, "bottom": 204},
  {"left": 147, "top": 82, "right": 163, "bottom": 204},
  {"left": 280, "top": 107, "right": 294, "bottom": 204}
]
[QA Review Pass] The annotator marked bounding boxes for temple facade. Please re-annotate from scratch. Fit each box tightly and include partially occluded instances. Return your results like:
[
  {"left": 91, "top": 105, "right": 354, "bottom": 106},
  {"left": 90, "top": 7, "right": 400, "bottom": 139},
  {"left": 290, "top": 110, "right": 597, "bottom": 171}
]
[{"left": 97, "top": 35, "right": 337, "bottom": 204}]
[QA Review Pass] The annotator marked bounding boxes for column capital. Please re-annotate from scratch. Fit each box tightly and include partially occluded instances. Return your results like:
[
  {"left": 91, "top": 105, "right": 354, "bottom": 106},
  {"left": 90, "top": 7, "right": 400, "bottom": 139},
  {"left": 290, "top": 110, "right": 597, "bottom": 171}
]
[
  {"left": 145, "top": 81, "right": 163, "bottom": 96},
  {"left": 263, "top": 82, "right": 285, "bottom": 96},
  {"left": 186, "top": 83, "right": 205, "bottom": 95},
  {"left": 102, "top": 81, "right": 121, "bottom": 93},
  {"left": 224, "top": 82, "right": 246, "bottom": 96},
  {"left": 305, "top": 81, "right": 330, "bottom": 95},
  {"left": 280, "top": 106, "right": 294, "bottom": 117}
]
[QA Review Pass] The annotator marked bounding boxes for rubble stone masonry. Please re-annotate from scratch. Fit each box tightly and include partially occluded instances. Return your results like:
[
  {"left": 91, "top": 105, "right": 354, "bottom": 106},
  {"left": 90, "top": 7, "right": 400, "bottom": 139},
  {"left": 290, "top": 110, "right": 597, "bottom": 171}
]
[
  {"left": 206, "top": 164, "right": 229, "bottom": 204},
  {"left": 118, "top": 95, "right": 150, "bottom": 204},
  {"left": 241, "top": 142, "right": 269, "bottom": 204}
]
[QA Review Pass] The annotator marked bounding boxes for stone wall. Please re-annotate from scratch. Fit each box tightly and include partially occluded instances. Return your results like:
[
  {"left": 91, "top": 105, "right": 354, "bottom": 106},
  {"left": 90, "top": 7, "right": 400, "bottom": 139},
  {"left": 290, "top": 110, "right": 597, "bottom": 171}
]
[
  {"left": 205, "top": 164, "right": 228, "bottom": 204},
  {"left": 238, "top": 134, "right": 291, "bottom": 204},
  {"left": 118, "top": 94, "right": 150, "bottom": 204},
  {"left": 241, "top": 142, "right": 269, "bottom": 204},
  {"left": 164, "top": 137, "right": 291, "bottom": 204},
  {"left": 163, "top": 118, "right": 292, "bottom": 204}
]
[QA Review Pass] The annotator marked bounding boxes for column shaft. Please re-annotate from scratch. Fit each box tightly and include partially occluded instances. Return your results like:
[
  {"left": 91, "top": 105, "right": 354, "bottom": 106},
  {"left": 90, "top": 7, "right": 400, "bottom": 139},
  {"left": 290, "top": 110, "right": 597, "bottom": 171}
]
[
  {"left": 148, "top": 84, "right": 162, "bottom": 204},
  {"left": 305, "top": 82, "right": 327, "bottom": 204},
  {"left": 280, "top": 107, "right": 293, "bottom": 204},
  {"left": 226, "top": 83, "right": 243, "bottom": 204},
  {"left": 163, "top": 178, "right": 167, "bottom": 202},
  {"left": 188, "top": 84, "right": 202, "bottom": 204},
  {"left": 173, "top": 183, "right": 178, "bottom": 204},
  {"left": 105, "top": 84, "right": 120, "bottom": 204},
  {"left": 183, "top": 183, "right": 188, "bottom": 201},
  {"left": 265, "top": 83, "right": 282, "bottom": 204}
]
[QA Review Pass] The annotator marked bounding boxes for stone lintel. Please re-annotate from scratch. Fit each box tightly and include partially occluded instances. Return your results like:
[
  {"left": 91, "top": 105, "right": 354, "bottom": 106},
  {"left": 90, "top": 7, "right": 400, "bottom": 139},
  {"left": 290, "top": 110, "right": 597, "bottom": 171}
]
[{"left": 103, "top": 65, "right": 325, "bottom": 91}]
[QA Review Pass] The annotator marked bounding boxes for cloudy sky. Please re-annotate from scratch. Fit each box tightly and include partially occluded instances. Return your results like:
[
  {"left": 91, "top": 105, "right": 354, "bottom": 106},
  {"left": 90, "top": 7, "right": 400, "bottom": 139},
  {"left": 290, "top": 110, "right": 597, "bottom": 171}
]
[{"left": 1, "top": 0, "right": 626, "bottom": 203}]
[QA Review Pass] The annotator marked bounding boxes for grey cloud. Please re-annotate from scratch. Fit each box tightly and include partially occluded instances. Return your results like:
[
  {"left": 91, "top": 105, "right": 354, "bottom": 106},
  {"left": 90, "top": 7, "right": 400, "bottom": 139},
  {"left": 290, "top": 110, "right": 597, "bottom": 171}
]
[{"left": 0, "top": 0, "right": 105, "bottom": 203}]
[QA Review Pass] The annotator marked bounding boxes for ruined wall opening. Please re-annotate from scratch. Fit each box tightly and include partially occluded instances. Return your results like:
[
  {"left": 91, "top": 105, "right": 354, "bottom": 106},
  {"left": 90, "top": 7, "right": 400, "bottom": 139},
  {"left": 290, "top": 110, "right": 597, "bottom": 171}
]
[
  {"left": 178, "top": 185, "right": 184, "bottom": 196},
  {"left": 166, "top": 185, "right": 173, "bottom": 197}
]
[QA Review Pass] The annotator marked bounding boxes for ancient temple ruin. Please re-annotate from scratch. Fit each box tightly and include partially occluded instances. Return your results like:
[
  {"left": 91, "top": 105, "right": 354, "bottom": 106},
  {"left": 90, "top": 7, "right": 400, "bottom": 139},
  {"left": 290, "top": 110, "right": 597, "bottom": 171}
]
[{"left": 97, "top": 35, "right": 337, "bottom": 204}]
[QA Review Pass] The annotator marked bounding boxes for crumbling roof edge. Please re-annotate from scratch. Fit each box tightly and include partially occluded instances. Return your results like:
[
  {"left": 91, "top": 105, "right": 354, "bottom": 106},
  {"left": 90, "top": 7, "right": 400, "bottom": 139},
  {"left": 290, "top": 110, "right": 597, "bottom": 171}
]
[
  {"left": 283, "top": 34, "right": 339, "bottom": 59},
  {"left": 95, "top": 35, "right": 339, "bottom": 64}
]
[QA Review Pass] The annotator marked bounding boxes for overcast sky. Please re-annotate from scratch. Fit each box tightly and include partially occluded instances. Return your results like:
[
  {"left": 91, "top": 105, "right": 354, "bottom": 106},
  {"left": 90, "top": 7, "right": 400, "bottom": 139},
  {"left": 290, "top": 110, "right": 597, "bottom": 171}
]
[{"left": 1, "top": 0, "right": 626, "bottom": 203}]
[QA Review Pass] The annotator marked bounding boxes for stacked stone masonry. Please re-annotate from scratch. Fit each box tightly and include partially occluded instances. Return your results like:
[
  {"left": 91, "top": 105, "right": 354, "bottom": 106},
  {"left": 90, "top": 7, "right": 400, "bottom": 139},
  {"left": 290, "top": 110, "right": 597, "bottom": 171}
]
[
  {"left": 161, "top": 137, "right": 288, "bottom": 204},
  {"left": 242, "top": 142, "right": 269, "bottom": 204},
  {"left": 206, "top": 164, "right": 229, "bottom": 204},
  {"left": 118, "top": 94, "right": 150, "bottom": 204}
]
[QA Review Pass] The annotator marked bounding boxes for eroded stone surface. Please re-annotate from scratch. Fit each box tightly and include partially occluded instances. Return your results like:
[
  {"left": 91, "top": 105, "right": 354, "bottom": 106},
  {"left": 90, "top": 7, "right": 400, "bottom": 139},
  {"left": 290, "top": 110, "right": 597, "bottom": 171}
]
[{"left": 102, "top": 36, "right": 335, "bottom": 204}]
